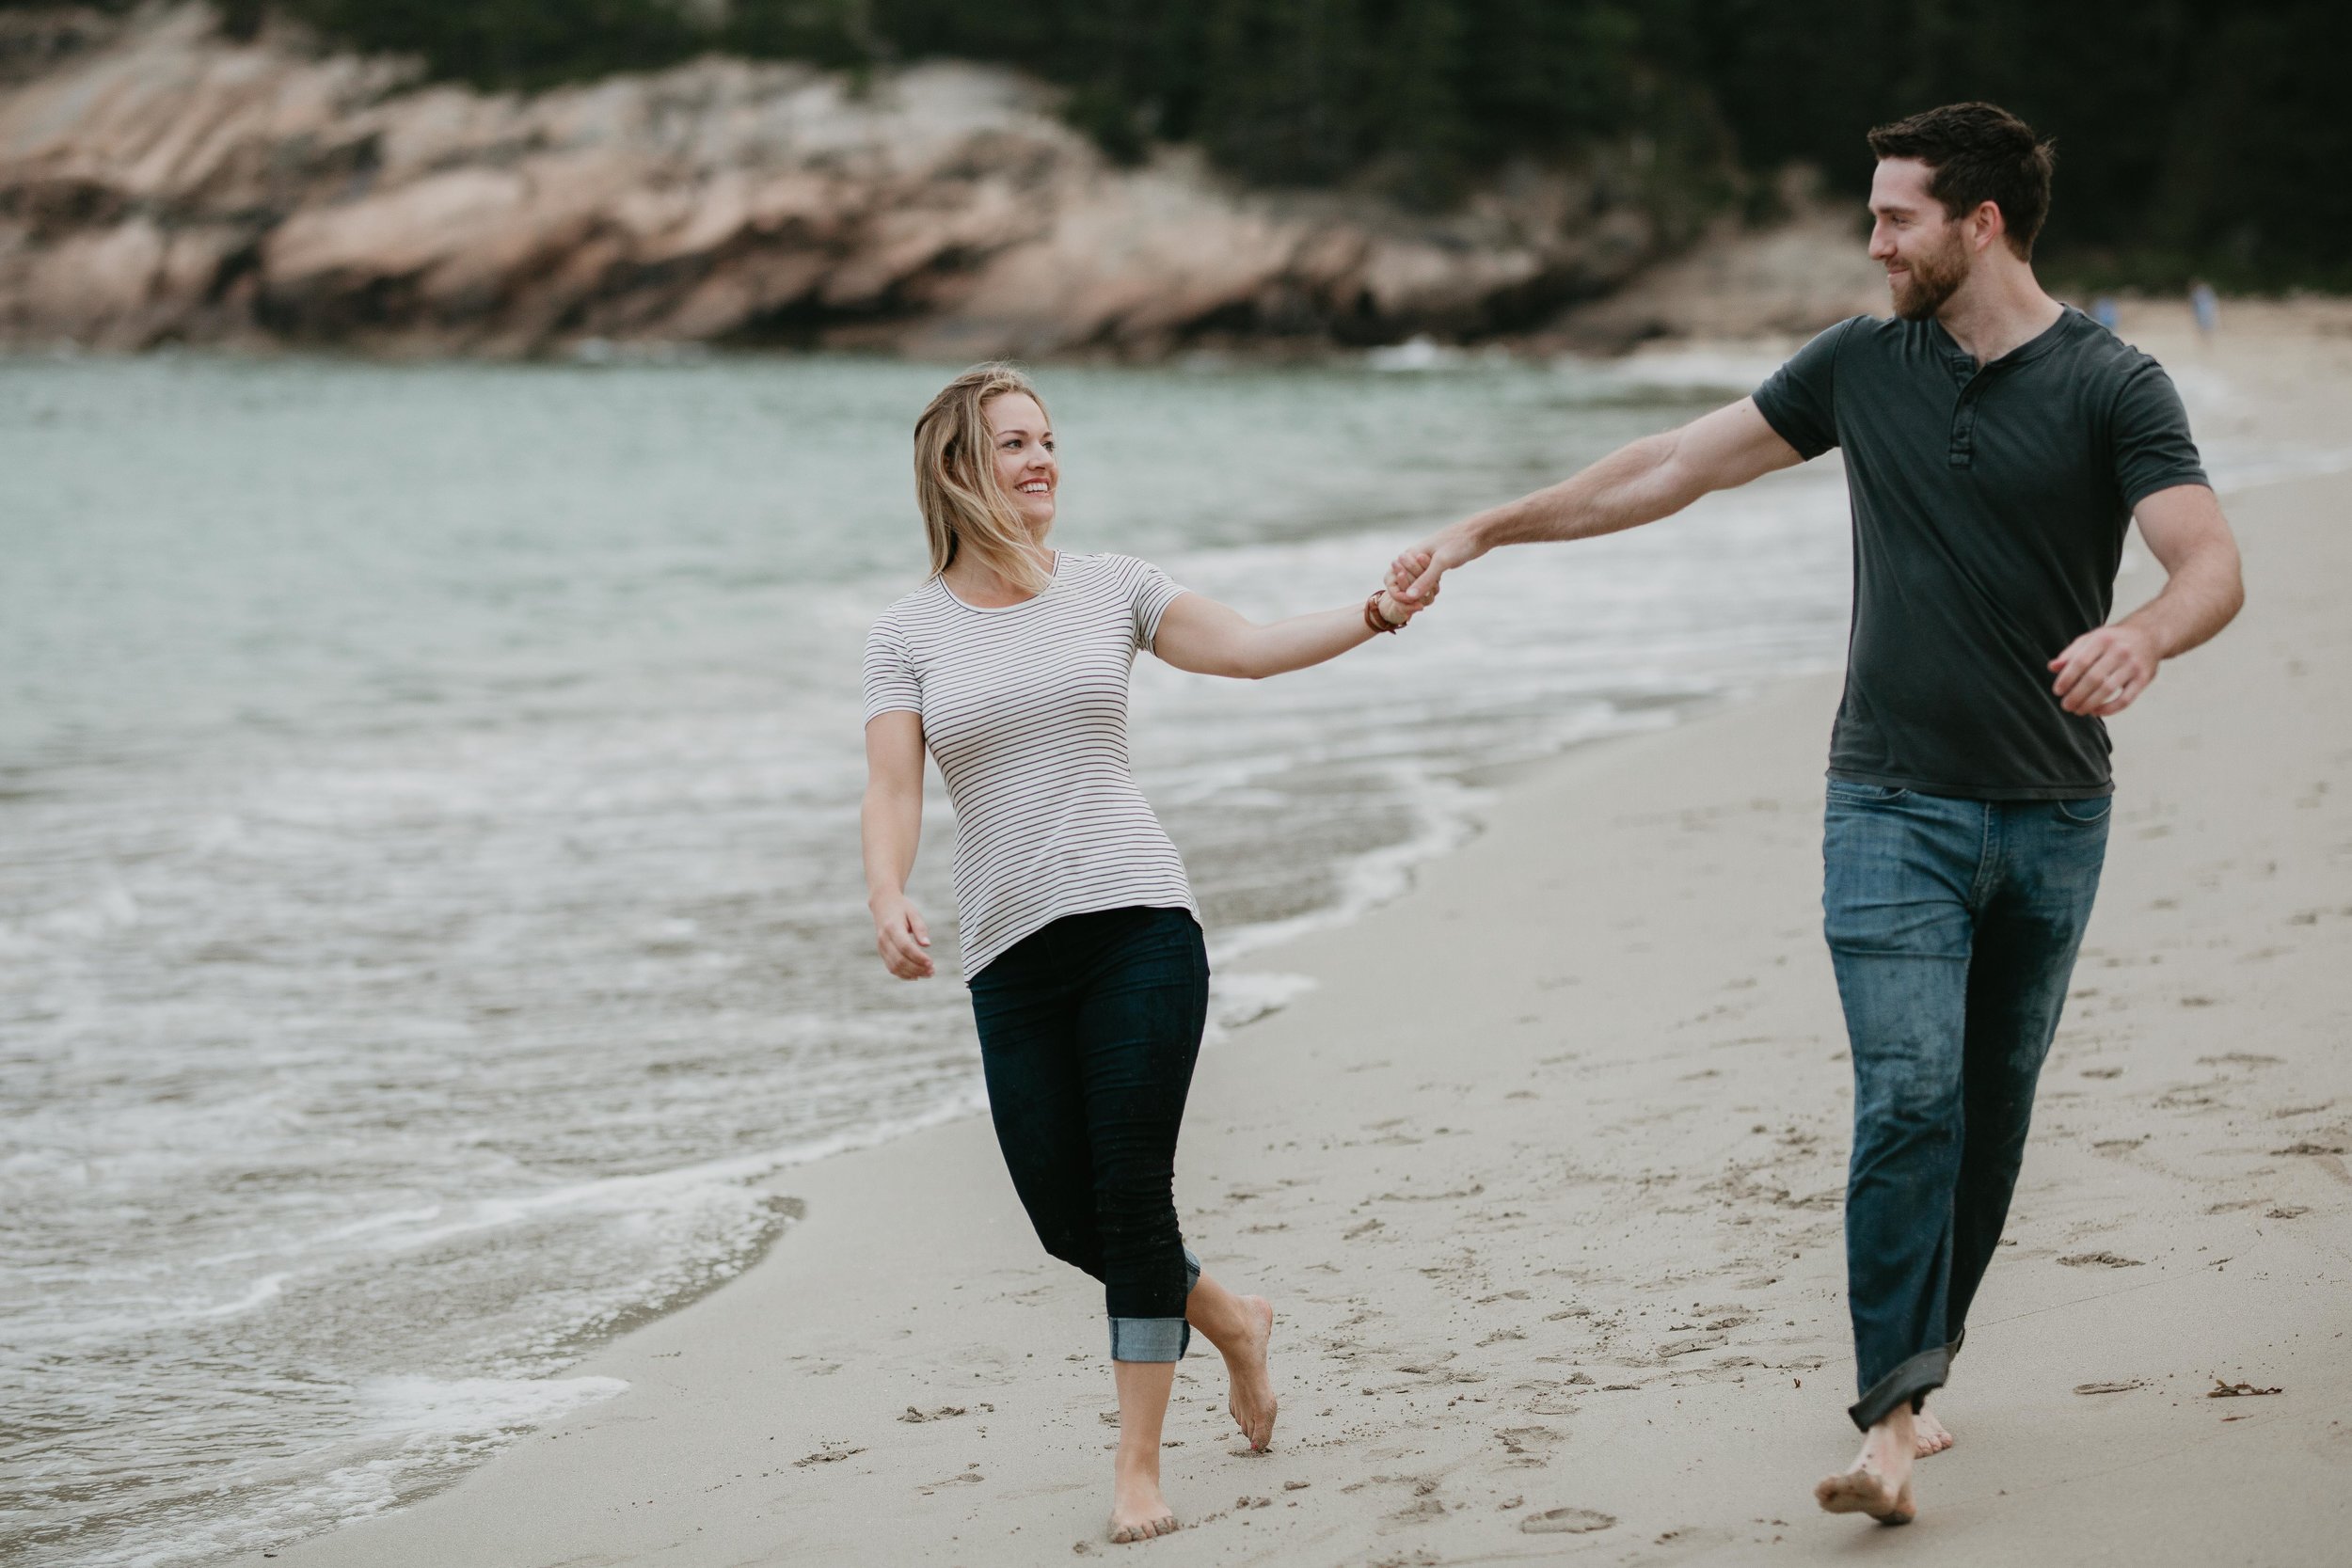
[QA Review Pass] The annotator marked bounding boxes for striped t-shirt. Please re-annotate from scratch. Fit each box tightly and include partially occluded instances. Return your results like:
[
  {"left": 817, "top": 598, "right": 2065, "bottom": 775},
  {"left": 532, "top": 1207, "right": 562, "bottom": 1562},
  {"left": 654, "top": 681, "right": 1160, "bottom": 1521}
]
[{"left": 862, "top": 551, "right": 1199, "bottom": 979}]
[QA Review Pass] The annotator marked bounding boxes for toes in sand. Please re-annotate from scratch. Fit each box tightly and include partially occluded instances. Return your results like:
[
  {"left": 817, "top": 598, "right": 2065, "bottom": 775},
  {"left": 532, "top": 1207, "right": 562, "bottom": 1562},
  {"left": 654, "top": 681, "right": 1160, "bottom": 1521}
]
[{"left": 1107, "top": 1510, "right": 1179, "bottom": 1544}]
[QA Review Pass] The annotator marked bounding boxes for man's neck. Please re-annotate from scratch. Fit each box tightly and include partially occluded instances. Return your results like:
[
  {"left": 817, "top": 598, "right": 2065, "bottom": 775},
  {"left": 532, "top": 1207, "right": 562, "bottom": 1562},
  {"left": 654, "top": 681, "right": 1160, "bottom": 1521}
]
[{"left": 1934, "top": 261, "right": 2063, "bottom": 364}]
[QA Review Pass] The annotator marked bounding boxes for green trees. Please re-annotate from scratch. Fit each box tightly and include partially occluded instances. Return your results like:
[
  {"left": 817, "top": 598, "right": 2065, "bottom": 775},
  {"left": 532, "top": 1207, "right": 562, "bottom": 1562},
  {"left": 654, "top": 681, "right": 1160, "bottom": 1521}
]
[{"left": 1684, "top": 0, "right": 2350, "bottom": 286}]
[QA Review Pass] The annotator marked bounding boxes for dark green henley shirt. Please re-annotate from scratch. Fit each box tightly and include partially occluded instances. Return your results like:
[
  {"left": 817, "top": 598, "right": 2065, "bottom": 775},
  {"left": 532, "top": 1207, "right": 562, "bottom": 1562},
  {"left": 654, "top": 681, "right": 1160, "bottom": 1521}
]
[{"left": 1753, "top": 306, "right": 2210, "bottom": 800}]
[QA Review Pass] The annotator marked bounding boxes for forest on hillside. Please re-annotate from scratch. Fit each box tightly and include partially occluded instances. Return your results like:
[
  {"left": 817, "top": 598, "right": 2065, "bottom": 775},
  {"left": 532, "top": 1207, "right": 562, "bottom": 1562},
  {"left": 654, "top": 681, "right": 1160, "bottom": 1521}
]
[{"left": 18, "top": 0, "right": 2345, "bottom": 288}]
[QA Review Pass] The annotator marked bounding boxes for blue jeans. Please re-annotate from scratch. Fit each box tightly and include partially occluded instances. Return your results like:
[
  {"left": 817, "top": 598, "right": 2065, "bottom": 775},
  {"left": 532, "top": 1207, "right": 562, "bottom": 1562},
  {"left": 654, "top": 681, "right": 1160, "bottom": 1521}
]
[
  {"left": 968, "top": 906, "right": 1209, "bottom": 1362},
  {"left": 1822, "top": 779, "right": 2111, "bottom": 1429}
]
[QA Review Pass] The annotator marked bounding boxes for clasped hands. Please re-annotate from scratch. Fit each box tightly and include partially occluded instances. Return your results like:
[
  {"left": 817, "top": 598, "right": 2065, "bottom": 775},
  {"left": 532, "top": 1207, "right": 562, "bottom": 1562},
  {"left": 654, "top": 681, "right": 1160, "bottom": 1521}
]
[{"left": 1384, "top": 522, "right": 1478, "bottom": 616}]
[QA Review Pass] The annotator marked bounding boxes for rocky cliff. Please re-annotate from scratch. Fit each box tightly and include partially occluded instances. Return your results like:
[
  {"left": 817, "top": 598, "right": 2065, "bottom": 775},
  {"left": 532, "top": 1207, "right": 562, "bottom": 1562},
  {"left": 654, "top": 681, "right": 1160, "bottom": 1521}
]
[{"left": 0, "top": 5, "right": 1737, "bottom": 357}]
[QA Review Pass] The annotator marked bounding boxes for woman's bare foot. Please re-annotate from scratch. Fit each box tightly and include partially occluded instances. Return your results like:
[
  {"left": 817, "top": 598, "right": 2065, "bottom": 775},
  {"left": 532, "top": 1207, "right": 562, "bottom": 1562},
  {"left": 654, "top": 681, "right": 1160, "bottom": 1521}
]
[
  {"left": 1107, "top": 1463, "right": 1178, "bottom": 1544},
  {"left": 1814, "top": 1407, "right": 1917, "bottom": 1526},
  {"left": 1184, "top": 1271, "right": 1278, "bottom": 1451},
  {"left": 1914, "top": 1408, "right": 1954, "bottom": 1457},
  {"left": 1222, "top": 1295, "right": 1277, "bottom": 1451},
  {"left": 1108, "top": 1357, "right": 1180, "bottom": 1543}
]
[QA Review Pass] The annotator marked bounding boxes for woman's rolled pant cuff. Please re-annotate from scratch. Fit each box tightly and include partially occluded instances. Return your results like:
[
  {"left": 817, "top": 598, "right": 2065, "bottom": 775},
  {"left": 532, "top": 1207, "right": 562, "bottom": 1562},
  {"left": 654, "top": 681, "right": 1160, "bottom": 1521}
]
[
  {"left": 1109, "top": 1316, "right": 1190, "bottom": 1362},
  {"left": 1107, "top": 1248, "right": 1201, "bottom": 1363},
  {"left": 1848, "top": 1343, "right": 1952, "bottom": 1431}
]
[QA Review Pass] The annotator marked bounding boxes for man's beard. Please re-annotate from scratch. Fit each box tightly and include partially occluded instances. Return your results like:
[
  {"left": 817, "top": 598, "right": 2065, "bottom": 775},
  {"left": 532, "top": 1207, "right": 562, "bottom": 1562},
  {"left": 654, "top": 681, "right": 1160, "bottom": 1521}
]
[{"left": 1889, "top": 234, "right": 1970, "bottom": 321}]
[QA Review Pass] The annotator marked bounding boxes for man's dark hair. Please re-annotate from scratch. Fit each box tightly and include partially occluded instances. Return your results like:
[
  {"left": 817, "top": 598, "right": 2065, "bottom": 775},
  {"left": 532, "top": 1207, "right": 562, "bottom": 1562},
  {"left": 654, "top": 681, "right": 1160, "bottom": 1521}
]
[{"left": 1867, "top": 103, "right": 2057, "bottom": 259}]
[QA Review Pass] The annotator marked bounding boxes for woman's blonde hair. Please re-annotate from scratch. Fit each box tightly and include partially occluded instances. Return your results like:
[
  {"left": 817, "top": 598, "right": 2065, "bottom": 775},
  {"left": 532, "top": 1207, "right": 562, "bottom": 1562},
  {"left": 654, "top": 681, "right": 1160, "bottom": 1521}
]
[{"left": 913, "top": 362, "right": 1055, "bottom": 595}]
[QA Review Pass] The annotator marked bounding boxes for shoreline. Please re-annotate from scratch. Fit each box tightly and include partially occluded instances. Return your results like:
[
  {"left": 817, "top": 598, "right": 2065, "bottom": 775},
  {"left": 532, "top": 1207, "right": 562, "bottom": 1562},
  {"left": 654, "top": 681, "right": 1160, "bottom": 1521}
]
[{"left": 8, "top": 294, "right": 2347, "bottom": 373}]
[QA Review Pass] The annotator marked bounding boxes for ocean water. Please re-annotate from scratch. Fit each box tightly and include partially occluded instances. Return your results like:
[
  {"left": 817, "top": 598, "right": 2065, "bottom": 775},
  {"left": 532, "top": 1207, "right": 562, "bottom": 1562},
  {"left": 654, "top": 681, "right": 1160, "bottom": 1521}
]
[{"left": 6, "top": 345, "right": 1872, "bottom": 1564}]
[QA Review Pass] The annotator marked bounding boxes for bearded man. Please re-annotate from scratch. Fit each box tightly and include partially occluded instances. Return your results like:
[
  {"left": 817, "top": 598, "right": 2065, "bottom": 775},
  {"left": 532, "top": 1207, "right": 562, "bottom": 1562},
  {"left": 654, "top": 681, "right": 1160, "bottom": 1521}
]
[{"left": 1387, "top": 102, "right": 2244, "bottom": 1524}]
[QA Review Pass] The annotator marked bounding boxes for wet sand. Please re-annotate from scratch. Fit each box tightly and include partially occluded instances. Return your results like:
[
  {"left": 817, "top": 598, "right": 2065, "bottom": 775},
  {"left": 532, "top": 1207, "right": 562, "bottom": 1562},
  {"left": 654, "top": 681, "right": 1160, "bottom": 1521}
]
[{"left": 265, "top": 310, "right": 2352, "bottom": 1566}]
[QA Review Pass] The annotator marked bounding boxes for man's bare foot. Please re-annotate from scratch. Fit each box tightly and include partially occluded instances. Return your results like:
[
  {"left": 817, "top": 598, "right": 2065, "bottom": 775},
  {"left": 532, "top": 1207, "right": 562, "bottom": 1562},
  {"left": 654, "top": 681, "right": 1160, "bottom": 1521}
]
[
  {"left": 1222, "top": 1295, "right": 1277, "bottom": 1451},
  {"left": 1914, "top": 1409, "right": 1954, "bottom": 1457},
  {"left": 1108, "top": 1465, "right": 1178, "bottom": 1544},
  {"left": 1814, "top": 1407, "right": 1917, "bottom": 1526}
]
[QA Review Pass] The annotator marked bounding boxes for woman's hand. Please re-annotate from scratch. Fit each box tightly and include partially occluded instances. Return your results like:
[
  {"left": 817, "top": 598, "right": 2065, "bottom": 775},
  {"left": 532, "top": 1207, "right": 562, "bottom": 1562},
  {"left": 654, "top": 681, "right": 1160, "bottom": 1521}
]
[
  {"left": 1373, "top": 581, "right": 1432, "bottom": 626},
  {"left": 870, "top": 891, "right": 935, "bottom": 979}
]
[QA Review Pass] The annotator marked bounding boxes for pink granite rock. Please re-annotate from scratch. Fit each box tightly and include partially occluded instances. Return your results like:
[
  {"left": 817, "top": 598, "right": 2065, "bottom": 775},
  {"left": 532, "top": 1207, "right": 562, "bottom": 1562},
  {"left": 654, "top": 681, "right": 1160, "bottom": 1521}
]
[{"left": 0, "top": 5, "right": 1680, "bottom": 356}]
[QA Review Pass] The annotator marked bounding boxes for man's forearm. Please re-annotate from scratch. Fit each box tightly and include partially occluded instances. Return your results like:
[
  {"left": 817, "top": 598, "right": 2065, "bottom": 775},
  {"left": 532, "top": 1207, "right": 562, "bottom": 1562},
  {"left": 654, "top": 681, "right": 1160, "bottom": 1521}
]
[
  {"left": 1462, "top": 430, "right": 1683, "bottom": 556},
  {"left": 1395, "top": 399, "right": 1799, "bottom": 601},
  {"left": 2121, "top": 536, "right": 2245, "bottom": 659}
]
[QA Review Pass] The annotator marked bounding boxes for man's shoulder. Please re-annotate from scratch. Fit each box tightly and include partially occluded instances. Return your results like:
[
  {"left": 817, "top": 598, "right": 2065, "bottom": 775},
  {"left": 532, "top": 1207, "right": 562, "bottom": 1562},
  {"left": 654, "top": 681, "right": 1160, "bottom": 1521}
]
[
  {"left": 1777, "top": 312, "right": 1932, "bottom": 381},
  {"left": 2042, "top": 305, "right": 2164, "bottom": 385}
]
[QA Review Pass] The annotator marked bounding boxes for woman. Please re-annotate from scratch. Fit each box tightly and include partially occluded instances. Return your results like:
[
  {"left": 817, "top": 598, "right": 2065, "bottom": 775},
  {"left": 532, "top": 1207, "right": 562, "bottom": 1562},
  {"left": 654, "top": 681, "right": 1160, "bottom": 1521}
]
[{"left": 860, "top": 363, "right": 1429, "bottom": 1544}]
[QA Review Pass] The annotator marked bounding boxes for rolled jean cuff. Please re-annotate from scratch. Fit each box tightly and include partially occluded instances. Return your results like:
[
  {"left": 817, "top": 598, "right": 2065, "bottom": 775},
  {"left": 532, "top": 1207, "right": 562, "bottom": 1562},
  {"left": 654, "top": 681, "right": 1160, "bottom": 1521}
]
[
  {"left": 1107, "top": 1248, "right": 1201, "bottom": 1363},
  {"left": 1109, "top": 1315, "right": 1188, "bottom": 1362},
  {"left": 1849, "top": 1343, "right": 1952, "bottom": 1431}
]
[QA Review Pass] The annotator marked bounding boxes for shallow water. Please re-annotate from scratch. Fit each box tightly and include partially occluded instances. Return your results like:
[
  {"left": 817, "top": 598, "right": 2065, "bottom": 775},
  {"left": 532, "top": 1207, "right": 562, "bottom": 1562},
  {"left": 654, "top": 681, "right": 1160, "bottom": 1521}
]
[{"left": 0, "top": 347, "right": 1876, "bottom": 1564}]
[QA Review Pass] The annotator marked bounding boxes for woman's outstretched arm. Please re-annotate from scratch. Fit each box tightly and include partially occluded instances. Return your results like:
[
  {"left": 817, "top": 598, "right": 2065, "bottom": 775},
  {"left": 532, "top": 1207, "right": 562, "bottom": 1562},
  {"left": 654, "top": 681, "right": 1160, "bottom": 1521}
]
[
  {"left": 1151, "top": 585, "right": 1427, "bottom": 680},
  {"left": 861, "top": 710, "right": 934, "bottom": 979}
]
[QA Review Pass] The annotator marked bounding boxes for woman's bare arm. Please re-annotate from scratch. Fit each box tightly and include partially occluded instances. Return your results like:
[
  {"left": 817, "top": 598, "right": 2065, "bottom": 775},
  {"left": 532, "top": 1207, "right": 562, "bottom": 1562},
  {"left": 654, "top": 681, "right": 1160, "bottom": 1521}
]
[
  {"left": 861, "top": 710, "right": 934, "bottom": 979},
  {"left": 1149, "top": 586, "right": 1424, "bottom": 680}
]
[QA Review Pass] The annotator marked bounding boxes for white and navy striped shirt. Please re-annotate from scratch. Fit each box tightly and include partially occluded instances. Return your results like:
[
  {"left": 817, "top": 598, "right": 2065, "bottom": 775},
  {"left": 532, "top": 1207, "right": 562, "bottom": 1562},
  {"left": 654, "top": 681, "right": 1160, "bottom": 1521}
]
[{"left": 862, "top": 552, "right": 1198, "bottom": 979}]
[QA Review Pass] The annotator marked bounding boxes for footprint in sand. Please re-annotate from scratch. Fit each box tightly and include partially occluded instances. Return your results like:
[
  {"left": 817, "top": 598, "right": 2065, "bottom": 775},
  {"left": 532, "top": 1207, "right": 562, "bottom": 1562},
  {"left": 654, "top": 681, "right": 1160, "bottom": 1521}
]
[
  {"left": 793, "top": 1443, "right": 866, "bottom": 1467},
  {"left": 917, "top": 1465, "right": 983, "bottom": 1495},
  {"left": 1521, "top": 1507, "right": 1615, "bottom": 1534}
]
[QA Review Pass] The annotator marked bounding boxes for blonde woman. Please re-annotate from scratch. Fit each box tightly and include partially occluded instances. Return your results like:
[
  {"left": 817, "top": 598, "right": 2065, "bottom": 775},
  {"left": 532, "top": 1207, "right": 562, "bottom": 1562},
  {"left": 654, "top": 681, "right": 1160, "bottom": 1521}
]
[{"left": 860, "top": 364, "right": 1429, "bottom": 1543}]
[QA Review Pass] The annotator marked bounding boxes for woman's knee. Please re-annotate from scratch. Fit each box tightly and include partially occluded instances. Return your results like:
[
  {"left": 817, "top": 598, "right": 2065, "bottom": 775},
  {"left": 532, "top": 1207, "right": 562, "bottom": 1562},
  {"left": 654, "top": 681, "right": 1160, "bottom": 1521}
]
[{"left": 1018, "top": 1209, "right": 1105, "bottom": 1279}]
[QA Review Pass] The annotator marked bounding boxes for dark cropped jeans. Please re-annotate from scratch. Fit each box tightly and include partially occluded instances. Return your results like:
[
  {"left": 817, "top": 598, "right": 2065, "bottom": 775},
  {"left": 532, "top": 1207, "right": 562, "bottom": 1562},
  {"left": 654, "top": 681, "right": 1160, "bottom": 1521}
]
[
  {"left": 968, "top": 905, "right": 1209, "bottom": 1362},
  {"left": 1822, "top": 779, "right": 2111, "bottom": 1430}
]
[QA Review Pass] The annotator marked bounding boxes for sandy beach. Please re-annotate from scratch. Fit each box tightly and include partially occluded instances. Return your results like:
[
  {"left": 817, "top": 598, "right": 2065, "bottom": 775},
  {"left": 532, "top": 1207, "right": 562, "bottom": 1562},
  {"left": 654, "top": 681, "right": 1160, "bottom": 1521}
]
[{"left": 264, "top": 308, "right": 2352, "bottom": 1566}]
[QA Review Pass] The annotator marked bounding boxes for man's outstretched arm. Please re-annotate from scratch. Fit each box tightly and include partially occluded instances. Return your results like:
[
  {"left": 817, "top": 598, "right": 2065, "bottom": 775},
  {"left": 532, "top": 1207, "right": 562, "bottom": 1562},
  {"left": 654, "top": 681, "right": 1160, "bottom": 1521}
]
[
  {"left": 1390, "top": 397, "right": 1804, "bottom": 602},
  {"left": 2048, "top": 483, "right": 2244, "bottom": 717}
]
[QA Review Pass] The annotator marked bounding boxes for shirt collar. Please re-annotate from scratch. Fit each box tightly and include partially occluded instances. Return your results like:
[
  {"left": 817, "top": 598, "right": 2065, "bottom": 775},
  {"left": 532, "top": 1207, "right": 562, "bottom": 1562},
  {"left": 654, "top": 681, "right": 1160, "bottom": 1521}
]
[{"left": 1930, "top": 304, "right": 2079, "bottom": 372}]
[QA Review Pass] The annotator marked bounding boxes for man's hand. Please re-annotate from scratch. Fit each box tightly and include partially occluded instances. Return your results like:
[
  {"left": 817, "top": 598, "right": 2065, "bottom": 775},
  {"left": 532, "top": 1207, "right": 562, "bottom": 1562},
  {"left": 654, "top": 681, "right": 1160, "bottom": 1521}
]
[
  {"left": 1387, "top": 521, "right": 1480, "bottom": 607},
  {"left": 870, "top": 893, "right": 934, "bottom": 979},
  {"left": 2049, "top": 624, "right": 2160, "bottom": 717}
]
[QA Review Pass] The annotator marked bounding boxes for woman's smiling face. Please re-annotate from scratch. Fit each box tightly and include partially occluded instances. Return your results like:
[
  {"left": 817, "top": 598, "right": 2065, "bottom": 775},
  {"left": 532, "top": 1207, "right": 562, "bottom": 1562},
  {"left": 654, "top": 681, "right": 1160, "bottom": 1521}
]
[{"left": 984, "top": 391, "right": 1057, "bottom": 533}]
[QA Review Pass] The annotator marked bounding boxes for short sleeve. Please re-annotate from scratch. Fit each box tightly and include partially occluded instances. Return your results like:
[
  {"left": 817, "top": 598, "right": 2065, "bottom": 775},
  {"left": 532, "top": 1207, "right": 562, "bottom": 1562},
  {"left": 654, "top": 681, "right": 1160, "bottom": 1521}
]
[
  {"left": 1125, "top": 558, "right": 1187, "bottom": 651},
  {"left": 861, "top": 621, "right": 922, "bottom": 723},
  {"left": 2110, "top": 359, "right": 2209, "bottom": 509},
  {"left": 1751, "top": 318, "right": 1855, "bottom": 460}
]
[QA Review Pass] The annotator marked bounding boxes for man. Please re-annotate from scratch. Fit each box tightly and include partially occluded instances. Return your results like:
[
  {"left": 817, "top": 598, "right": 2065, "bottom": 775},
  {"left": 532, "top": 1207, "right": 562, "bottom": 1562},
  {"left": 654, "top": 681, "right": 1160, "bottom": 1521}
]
[{"left": 1388, "top": 103, "right": 2243, "bottom": 1524}]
